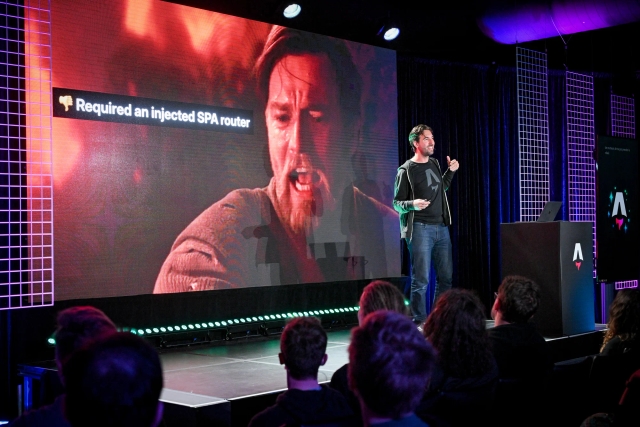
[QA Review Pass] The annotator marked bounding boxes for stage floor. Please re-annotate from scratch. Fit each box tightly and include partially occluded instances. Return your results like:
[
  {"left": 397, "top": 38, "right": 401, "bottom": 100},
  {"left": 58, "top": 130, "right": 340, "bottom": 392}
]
[
  {"left": 158, "top": 321, "right": 607, "bottom": 402},
  {"left": 160, "top": 328, "right": 352, "bottom": 402}
]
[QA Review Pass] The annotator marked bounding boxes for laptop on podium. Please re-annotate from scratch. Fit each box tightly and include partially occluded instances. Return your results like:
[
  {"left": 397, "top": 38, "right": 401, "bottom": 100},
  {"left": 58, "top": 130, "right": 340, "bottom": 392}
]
[{"left": 536, "top": 201, "right": 562, "bottom": 222}]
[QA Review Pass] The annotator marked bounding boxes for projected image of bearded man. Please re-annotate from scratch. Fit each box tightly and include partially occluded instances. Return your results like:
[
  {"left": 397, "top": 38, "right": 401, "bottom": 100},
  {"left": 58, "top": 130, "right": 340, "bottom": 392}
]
[
  {"left": 266, "top": 52, "right": 341, "bottom": 234},
  {"left": 154, "top": 26, "right": 395, "bottom": 293}
]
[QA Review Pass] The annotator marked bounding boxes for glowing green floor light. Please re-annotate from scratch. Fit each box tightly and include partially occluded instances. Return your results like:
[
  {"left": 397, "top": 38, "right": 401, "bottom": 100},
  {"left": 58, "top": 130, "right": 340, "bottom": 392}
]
[
  {"left": 48, "top": 338, "right": 55, "bottom": 345},
  {"left": 275, "top": 314, "right": 281, "bottom": 319},
  {"left": 160, "top": 327, "right": 166, "bottom": 332},
  {"left": 181, "top": 325, "right": 187, "bottom": 330},
  {"left": 131, "top": 329, "right": 138, "bottom": 335},
  {"left": 188, "top": 325, "right": 194, "bottom": 330},
  {"left": 208, "top": 322, "right": 214, "bottom": 327},
  {"left": 145, "top": 329, "right": 152, "bottom": 334},
  {"left": 221, "top": 321, "right": 227, "bottom": 326},
  {"left": 153, "top": 328, "right": 159, "bottom": 333},
  {"left": 167, "top": 327, "right": 173, "bottom": 332},
  {"left": 138, "top": 330, "right": 145, "bottom": 335},
  {"left": 195, "top": 324, "right": 201, "bottom": 329},
  {"left": 215, "top": 322, "right": 221, "bottom": 327}
]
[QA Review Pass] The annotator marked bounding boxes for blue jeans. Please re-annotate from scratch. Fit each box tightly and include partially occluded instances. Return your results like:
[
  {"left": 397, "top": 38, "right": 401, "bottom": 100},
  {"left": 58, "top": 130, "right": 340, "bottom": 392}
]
[{"left": 407, "top": 223, "right": 453, "bottom": 322}]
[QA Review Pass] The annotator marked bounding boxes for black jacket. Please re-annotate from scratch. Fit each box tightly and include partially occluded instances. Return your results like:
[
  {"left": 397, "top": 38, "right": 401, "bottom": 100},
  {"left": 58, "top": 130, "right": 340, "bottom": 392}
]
[
  {"left": 417, "top": 359, "right": 498, "bottom": 427},
  {"left": 248, "top": 385, "right": 355, "bottom": 427},
  {"left": 488, "top": 322, "right": 552, "bottom": 379},
  {"left": 393, "top": 158, "right": 455, "bottom": 240}
]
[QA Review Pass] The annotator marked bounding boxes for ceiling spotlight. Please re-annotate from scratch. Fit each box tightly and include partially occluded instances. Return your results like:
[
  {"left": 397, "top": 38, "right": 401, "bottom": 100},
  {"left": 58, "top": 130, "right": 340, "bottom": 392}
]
[
  {"left": 383, "top": 27, "right": 400, "bottom": 41},
  {"left": 283, "top": 4, "right": 301, "bottom": 19}
]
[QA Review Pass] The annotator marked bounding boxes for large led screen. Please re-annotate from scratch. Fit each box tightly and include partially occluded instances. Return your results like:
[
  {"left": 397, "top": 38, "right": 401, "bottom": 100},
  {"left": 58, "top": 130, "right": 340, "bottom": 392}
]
[{"left": 48, "top": 0, "right": 400, "bottom": 299}]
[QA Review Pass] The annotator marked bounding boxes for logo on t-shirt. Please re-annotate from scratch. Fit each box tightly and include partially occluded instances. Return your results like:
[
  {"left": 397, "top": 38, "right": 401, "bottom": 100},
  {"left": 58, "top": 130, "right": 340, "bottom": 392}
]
[{"left": 426, "top": 169, "right": 440, "bottom": 192}]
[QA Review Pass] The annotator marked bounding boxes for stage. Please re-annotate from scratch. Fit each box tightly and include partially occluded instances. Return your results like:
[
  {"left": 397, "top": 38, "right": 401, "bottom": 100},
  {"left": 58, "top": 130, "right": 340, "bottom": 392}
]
[{"left": 16, "top": 321, "right": 607, "bottom": 427}]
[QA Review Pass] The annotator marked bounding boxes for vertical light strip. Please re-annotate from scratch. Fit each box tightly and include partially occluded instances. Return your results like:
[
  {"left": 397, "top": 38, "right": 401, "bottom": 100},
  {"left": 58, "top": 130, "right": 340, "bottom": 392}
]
[
  {"left": 610, "top": 93, "right": 637, "bottom": 291},
  {"left": 566, "top": 72, "right": 595, "bottom": 278},
  {"left": 0, "top": 0, "right": 54, "bottom": 310},
  {"left": 516, "top": 47, "right": 550, "bottom": 222}
]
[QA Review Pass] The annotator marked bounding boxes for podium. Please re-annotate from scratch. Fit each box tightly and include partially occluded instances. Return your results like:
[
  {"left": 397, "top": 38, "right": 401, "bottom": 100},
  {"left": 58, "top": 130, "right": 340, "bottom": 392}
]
[{"left": 501, "top": 221, "right": 595, "bottom": 337}]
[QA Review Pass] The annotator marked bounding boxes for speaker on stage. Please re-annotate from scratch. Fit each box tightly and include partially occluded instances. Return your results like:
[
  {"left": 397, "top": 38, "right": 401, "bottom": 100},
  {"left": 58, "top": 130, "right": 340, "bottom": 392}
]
[{"left": 501, "top": 221, "right": 595, "bottom": 337}]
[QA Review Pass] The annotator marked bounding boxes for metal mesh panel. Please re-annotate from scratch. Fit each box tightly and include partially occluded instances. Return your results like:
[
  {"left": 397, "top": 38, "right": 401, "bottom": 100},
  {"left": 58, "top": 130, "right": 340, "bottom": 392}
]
[
  {"left": 611, "top": 93, "right": 637, "bottom": 290},
  {"left": 611, "top": 94, "right": 635, "bottom": 139},
  {"left": 0, "top": 0, "right": 53, "bottom": 310},
  {"left": 566, "top": 71, "right": 595, "bottom": 277},
  {"left": 516, "top": 47, "right": 550, "bottom": 222}
]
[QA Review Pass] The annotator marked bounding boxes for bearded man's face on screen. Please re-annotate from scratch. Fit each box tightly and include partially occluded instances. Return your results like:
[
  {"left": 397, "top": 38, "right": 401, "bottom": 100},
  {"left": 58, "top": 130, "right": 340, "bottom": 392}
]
[{"left": 265, "top": 52, "right": 346, "bottom": 234}]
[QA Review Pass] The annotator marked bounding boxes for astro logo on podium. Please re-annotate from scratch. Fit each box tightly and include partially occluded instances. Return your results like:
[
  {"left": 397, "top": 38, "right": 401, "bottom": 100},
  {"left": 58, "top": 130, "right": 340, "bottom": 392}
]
[
  {"left": 608, "top": 189, "right": 630, "bottom": 232},
  {"left": 573, "top": 243, "right": 583, "bottom": 270}
]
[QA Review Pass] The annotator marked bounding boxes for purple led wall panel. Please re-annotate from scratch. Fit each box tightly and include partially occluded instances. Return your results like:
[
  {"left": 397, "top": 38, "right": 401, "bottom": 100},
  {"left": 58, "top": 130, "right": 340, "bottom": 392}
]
[
  {"left": 516, "top": 47, "right": 550, "bottom": 222},
  {"left": 566, "top": 72, "right": 595, "bottom": 279},
  {"left": 1, "top": 0, "right": 54, "bottom": 310},
  {"left": 611, "top": 93, "right": 637, "bottom": 290}
]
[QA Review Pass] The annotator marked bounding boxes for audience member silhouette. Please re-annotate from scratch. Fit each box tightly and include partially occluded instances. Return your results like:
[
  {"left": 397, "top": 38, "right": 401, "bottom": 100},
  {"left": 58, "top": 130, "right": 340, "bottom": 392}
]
[
  {"left": 600, "top": 288, "right": 640, "bottom": 355},
  {"left": 488, "top": 275, "right": 552, "bottom": 427},
  {"left": 553, "top": 288, "right": 640, "bottom": 426},
  {"left": 417, "top": 289, "right": 498, "bottom": 427},
  {"left": 248, "top": 317, "right": 354, "bottom": 427},
  {"left": 578, "top": 288, "right": 640, "bottom": 419},
  {"left": 330, "top": 280, "right": 410, "bottom": 414},
  {"left": 63, "top": 332, "right": 164, "bottom": 427},
  {"left": 348, "top": 310, "right": 436, "bottom": 427},
  {"left": 9, "top": 306, "right": 117, "bottom": 427},
  {"left": 580, "top": 367, "right": 640, "bottom": 427},
  {"left": 489, "top": 275, "right": 551, "bottom": 378}
]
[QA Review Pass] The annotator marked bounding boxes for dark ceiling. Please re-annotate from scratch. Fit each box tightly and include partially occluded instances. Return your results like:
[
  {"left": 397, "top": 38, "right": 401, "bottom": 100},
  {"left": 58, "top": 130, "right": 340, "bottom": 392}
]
[{"left": 166, "top": 0, "right": 640, "bottom": 83}]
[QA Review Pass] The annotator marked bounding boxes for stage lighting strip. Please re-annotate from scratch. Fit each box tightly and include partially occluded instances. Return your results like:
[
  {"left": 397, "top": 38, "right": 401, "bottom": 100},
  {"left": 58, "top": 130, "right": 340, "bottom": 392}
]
[
  {"left": 566, "top": 71, "right": 595, "bottom": 279},
  {"left": 611, "top": 93, "right": 637, "bottom": 291},
  {"left": 1, "top": 0, "right": 55, "bottom": 310},
  {"left": 516, "top": 47, "right": 550, "bottom": 222},
  {"left": 47, "top": 306, "right": 360, "bottom": 344}
]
